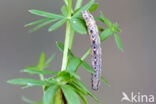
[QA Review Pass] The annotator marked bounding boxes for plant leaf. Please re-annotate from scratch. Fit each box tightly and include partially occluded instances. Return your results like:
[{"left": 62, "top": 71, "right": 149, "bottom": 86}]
[
  {"left": 25, "top": 18, "right": 51, "bottom": 27},
  {"left": 61, "top": 6, "right": 68, "bottom": 16},
  {"left": 38, "top": 52, "right": 45, "bottom": 69},
  {"left": 74, "top": 0, "right": 83, "bottom": 10},
  {"left": 45, "top": 53, "right": 56, "bottom": 65},
  {"left": 89, "top": 3, "right": 99, "bottom": 13},
  {"left": 29, "top": 19, "right": 55, "bottom": 32},
  {"left": 101, "top": 76, "right": 110, "bottom": 86},
  {"left": 66, "top": 56, "right": 81, "bottom": 72},
  {"left": 72, "top": 79, "right": 98, "bottom": 102},
  {"left": 64, "top": 0, "right": 68, "bottom": 6},
  {"left": 43, "top": 84, "right": 59, "bottom": 104},
  {"left": 68, "top": 71, "right": 80, "bottom": 79},
  {"left": 70, "top": 17, "right": 87, "bottom": 34},
  {"left": 114, "top": 33, "right": 124, "bottom": 51},
  {"left": 7, "top": 78, "right": 50, "bottom": 86},
  {"left": 56, "top": 41, "right": 73, "bottom": 56},
  {"left": 61, "top": 85, "right": 80, "bottom": 104},
  {"left": 100, "top": 12, "right": 112, "bottom": 27},
  {"left": 21, "top": 69, "right": 58, "bottom": 75},
  {"left": 69, "top": 83, "right": 88, "bottom": 104},
  {"left": 72, "top": 0, "right": 94, "bottom": 18},
  {"left": 48, "top": 18, "right": 67, "bottom": 32},
  {"left": 81, "top": 61, "right": 95, "bottom": 74},
  {"left": 70, "top": 82, "right": 87, "bottom": 95},
  {"left": 29, "top": 9, "right": 64, "bottom": 19},
  {"left": 76, "top": 91, "right": 88, "bottom": 104},
  {"left": 100, "top": 28, "right": 114, "bottom": 42}
]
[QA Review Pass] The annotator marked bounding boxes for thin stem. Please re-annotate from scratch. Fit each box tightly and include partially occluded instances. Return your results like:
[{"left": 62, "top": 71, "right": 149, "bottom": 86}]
[
  {"left": 61, "top": 0, "right": 72, "bottom": 71},
  {"left": 68, "top": 28, "right": 74, "bottom": 49},
  {"left": 81, "top": 48, "right": 91, "bottom": 60}
]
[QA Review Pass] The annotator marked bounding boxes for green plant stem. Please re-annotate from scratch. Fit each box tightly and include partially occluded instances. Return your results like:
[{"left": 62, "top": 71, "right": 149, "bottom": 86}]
[
  {"left": 68, "top": 28, "right": 74, "bottom": 49},
  {"left": 81, "top": 48, "right": 91, "bottom": 60},
  {"left": 61, "top": 0, "right": 72, "bottom": 71}
]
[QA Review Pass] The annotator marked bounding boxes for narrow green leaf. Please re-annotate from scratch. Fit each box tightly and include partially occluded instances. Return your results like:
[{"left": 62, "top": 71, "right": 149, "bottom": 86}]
[
  {"left": 100, "top": 28, "right": 114, "bottom": 42},
  {"left": 114, "top": 33, "right": 124, "bottom": 51},
  {"left": 61, "top": 85, "right": 80, "bottom": 104},
  {"left": 81, "top": 61, "right": 95, "bottom": 74},
  {"left": 72, "top": 0, "right": 94, "bottom": 18},
  {"left": 29, "top": 9, "right": 64, "bottom": 19},
  {"left": 26, "top": 66, "right": 39, "bottom": 70},
  {"left": 70, "top": 17, "right": 87, "bottom": 34},
  {"left": 21, "top": 69, "right": 58, "bottom": 75},
  {"left": 88, "top": 91, "right": 99, "bottom": 102},
  {"left": 94, "top": 17, "right": 103, "bottom": 22},
  {"left": 67, "top": 56, "right": 81, "bottom": 72},
  {"left": 76, "top": 91, "right": 88, "bottom": 104},
  {"left": 74, "top": 0, "right": 83, "bottom": 10},
  {"left": 100, "top": 12, "right": 112, "bottom": 27},
  {"left": 45, "top": 53, "right": 56, "bottom": 65},
  {"left": 29, "top": 19, "right": 55, "bottom": 32},
  {"left": 25, "top": 18, "right": 51, "bottom": 27},
  {"left": 56, "top": 41, "right": 73, "bottom": 56},
  {"left": 43, "top": 85, "right": 59, "bottom": 104},
  {"left": 89, "top": 3, "right": 99, "bottom": 13},
  {"left": 70, "top": 82, "right": 87, "bottom": 95},
  {"left": 48, "top": 18, "right": 67, "bottom": 32},
  {"left": 38, "top": 52, "right": 45, "bottom": 68},
  {"left": 64, "top": 0, "right": 68, "bottom": 6},
  {"left": 73, "top": 79, "right": 98, "bottom": 102},
  {"left": 7, "top": 78, "right": 50, "bottom": 86},
  {"left": 69, "top": 71, "right": 80, "bottom": 79},
  {"left": 61, "top": 6, "right": 68, "bottom": 16},
  {"left": 68, "top": 84, "right": 88, "bottom": 104},
  {"left": 72, "top": 79, "right": 89, "bottom": 94},
  {"left": 22, "top": 96, "right": 39, "bottom": 104},
  {"left": 101, "top": 76, "right": 110, "bottom": 87}
]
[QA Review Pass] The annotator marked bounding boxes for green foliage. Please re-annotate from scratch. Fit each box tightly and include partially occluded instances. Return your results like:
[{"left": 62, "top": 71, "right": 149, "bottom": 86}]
[
  {"left": 100, "top": 28, "right": 114, "bottom": 42},
  {"left": 61, "top": 85, "right": 80, "bottom": 104},
  {"left": 8, "top": 0, "right": 124, "bottom": 104},
  {"left": 48, "top": 18, "right": 67, "bottom": 32},
  {"left": 7, "top": 78, "right": 50, "bottom": 86},
  {"left": 89, "top": 3, "right": 99, "bottom": 13},
  {"left": 43, "top": 85, "right": 59, "bottom": 104},
  {"left": 61, "top": 6, "right": 68, "bottom": 16},
  {"left": 72, "top": 0, "right": 94, "bottom": 18},
  {"left": 101, "top": 76, "right": 110, "bottom": 87},
  {"left": 114, "top": 33, "right": 124, "bottom": 51},
  {"left": 70, "top": 17, "right": 87, "bottom": 34},
  {"left": 21, "top": 69, "right": 58, "bottom": 75},
  {"left": 28, "top": 10, "right": 64, "bottom": 19}
]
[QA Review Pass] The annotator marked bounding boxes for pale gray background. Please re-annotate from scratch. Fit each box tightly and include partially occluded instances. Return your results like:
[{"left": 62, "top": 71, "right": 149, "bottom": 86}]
[{"left": 0, "top": 0, "right": 156, "bottom": 104}]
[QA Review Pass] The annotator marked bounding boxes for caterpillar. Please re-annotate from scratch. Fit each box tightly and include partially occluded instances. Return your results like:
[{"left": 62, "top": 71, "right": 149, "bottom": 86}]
[{"left": 82, "top": 10, "right": 102, "bottom": 90}]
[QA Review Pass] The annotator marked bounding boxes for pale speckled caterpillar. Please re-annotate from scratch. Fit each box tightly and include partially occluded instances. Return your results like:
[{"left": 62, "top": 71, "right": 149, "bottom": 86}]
[{"left": 82, "top": 10, "right": 102, "bottom": 90}]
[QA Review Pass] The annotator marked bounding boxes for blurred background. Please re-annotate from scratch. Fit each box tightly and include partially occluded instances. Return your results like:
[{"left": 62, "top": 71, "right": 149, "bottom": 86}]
[{"left": 0, "top": 0, "right": 156, "bottom": 104}]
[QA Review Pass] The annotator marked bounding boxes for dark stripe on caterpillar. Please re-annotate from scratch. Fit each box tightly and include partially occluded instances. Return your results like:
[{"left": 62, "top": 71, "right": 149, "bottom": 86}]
[{"left": 81, "top": 10, "right": 102, "bottom": 90}]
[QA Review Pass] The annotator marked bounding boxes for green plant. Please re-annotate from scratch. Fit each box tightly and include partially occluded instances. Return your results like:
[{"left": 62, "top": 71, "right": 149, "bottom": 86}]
[{"left": 8, "top": 0, "right": 123, "bottom": 104}]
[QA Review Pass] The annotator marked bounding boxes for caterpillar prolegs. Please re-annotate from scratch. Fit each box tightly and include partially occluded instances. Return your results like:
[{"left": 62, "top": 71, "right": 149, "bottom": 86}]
[{"left": 82, "top": 10, "right": 102, "bottom": 90}]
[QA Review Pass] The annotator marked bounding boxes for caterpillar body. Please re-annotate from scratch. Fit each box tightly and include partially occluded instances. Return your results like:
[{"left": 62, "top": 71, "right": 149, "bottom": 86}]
[{"left": 82, "top": 10, "right": 102, "bottom": 90}]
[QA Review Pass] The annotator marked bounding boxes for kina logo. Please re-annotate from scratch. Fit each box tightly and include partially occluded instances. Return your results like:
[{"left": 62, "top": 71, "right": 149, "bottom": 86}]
[{"left": 121, "top": 92, "right": 155, "bottom": 103}]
